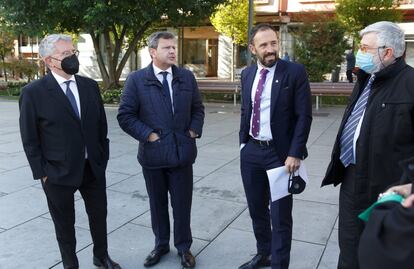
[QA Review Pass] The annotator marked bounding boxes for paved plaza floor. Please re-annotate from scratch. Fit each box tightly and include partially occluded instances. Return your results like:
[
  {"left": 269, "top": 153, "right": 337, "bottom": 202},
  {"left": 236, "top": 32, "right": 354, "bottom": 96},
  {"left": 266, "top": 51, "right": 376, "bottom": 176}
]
[{"left": 0, "top": 98, "right": 343, "bottom": 269}]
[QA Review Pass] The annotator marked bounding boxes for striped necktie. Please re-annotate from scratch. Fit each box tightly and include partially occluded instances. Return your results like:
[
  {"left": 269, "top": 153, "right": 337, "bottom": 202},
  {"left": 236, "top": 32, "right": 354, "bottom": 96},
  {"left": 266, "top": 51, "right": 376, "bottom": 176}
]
[{"left": 339, "top": 75, "right": 375, "bottom": 167}]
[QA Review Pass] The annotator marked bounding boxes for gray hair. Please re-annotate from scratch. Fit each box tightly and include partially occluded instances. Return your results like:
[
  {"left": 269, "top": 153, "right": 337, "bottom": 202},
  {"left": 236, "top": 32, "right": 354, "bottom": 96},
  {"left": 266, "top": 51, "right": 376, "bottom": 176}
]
[
  {"left": 148, "top": 31, "right": 175, "bottom": 50},
  {"left": 360, "top": 21, "right": 405, "bottom": 58},
  {"left": 39, "top": 34, "right": 72, "bottom": 58}
]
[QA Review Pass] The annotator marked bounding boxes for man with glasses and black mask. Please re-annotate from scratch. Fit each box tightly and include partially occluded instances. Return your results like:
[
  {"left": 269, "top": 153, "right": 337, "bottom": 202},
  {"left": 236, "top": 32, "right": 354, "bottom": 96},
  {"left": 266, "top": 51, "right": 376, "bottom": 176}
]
[
  {"left": 19, "top": 34, "right": 121, "bottom": 269},
  {"left": 322, "top": 21, "right": 414, "bottom": 269}
]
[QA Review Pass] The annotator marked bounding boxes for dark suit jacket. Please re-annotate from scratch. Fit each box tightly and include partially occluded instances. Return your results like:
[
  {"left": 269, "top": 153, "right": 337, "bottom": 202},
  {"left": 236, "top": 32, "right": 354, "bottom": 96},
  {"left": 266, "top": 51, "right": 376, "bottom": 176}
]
[
  {"left": 117, "top": 63, "right": 204, "bottom": 169},
  {"left": 19, "top": 73, "right": 109, "bottom": 186},
  {"left": 239, "top": 60, "right": 312, "bottom": 161}
]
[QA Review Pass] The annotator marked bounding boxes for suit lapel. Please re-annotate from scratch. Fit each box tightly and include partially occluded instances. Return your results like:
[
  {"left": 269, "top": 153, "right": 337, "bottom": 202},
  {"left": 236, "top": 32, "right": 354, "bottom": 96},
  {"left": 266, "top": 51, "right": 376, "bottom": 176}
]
[
  {"left": 45, "top": 73, "right": 81, "bottom": 123},
  {"left": 270, "top": 60, "right": 287, "bottom": 116},
  {"left": 75, "top": 75, "right": 89, "bottom": 121},
  {"left": 244, "top": 65, "right": 258, "bottom": 117}
]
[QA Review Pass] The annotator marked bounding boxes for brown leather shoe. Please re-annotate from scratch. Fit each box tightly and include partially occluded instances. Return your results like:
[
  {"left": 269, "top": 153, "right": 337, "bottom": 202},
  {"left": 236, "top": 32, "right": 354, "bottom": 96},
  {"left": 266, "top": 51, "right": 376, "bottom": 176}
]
[
  {"left": 143, "top": 248, "right": 170, "bottom": 267},
  {"left": 179, "top": 250, "right": 196, "bottom": 268},
  {"left": 238, "top": 254, "right": 271, "bottom": 269}
]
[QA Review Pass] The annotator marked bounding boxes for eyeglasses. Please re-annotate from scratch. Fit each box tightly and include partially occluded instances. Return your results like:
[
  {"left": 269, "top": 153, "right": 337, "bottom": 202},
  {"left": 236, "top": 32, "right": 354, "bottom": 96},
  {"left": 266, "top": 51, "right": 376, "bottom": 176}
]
[
  {"left": 51, "top": 49, "right": 79, "bottom": 59},
  {"left": 60, "top": 49, "right": 79, "bottom": 57},
  {"left": 359, "top": 45, "right": 386, "bottom": 53}
]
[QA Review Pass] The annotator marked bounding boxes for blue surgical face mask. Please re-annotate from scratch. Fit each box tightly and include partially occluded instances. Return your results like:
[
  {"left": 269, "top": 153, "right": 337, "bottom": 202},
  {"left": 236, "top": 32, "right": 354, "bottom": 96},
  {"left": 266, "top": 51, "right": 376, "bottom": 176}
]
[{"left": 356, "top": 49, "right": 376, "bottom": 74}]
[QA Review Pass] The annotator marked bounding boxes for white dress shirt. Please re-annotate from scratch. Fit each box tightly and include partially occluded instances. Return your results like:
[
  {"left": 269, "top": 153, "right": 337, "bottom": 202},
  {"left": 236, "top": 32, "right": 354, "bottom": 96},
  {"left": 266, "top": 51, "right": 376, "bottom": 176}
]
[
  {"left": 153, "top": 64, "right": 174, "bottom": 111},
  {"left": 51, "top": 71, "right": 81, "bottom": 117},
  {"left": 249, "top": 62, "right": 277, "bottom": 141}
]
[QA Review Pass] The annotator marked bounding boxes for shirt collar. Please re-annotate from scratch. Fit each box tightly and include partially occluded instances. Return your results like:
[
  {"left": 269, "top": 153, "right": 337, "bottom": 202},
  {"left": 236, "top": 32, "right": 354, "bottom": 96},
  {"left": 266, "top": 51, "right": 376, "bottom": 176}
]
[
  {"left": 153, "top": 63, "right": 172, "bottom": 77},
  {"left": 51, "top": 71, "right": 76, "bottom": 85}
]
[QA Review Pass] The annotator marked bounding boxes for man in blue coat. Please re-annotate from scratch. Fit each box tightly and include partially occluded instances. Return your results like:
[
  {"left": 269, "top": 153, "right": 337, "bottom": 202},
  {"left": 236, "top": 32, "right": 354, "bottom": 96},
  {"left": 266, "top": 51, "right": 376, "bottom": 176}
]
[
  {"left": 238, "top": 24, "right": 312, "bottom": 269},
  {"left": 117, "top": 31, "right": 204, "bottom": 268}
]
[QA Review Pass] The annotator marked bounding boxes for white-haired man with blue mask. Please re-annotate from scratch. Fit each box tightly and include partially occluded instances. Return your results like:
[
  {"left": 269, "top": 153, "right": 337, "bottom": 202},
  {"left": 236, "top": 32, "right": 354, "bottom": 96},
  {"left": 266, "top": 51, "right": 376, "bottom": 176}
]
[{"left": 322, "top": 21, "right": 414, "bottom": 269}]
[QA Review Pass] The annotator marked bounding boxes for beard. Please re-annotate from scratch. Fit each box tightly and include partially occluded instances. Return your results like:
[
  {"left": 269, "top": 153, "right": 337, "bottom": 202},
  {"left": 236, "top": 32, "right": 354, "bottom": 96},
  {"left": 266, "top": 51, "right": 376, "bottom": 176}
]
[{"left": 257, "top": 52, "right": 278, "bottom": 67}]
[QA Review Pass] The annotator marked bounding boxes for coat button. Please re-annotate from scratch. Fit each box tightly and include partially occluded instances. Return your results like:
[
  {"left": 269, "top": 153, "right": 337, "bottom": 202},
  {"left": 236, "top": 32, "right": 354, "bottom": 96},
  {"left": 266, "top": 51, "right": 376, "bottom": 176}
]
[{"left": 381, "top": 103, "right": 385, "bottom": 108}]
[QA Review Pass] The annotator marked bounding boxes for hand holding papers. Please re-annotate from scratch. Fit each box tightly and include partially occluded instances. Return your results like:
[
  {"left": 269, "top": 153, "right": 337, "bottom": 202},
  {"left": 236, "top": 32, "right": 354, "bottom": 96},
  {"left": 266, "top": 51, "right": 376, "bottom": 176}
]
[{"left": 266, "top": 162, "right": 309, "bottom": 202}]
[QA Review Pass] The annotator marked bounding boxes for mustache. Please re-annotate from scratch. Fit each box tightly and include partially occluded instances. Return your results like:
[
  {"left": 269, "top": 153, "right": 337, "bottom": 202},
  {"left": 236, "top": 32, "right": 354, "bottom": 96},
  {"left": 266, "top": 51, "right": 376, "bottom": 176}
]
[{"left": 264, "top": 52, "right": 277, "bottom": 58}]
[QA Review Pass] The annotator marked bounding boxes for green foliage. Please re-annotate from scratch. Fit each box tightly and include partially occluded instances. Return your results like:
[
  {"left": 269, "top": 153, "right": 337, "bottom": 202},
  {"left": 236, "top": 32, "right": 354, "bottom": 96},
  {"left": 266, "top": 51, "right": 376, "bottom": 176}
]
[
  {"left": 210, "top": 0, "right": 249, "bottom": 45},
  {"left": 293, "top": 17, "right": 350, "bottom": 82},
  {"left": 100, "top": 88, "right": 122, "bottom": 104},
  {"left": 0, "top": 0, "right": 226, "bottom": 89},
  {"left": 5, "top": 81, "right": 26, "bottom": 96},
  {"left": 2, "top": 59, "right": 39, "bottom": 82},
  {"left": 336, "top": 0, "right": 402, "bottom": 38},
  {"left": 0, "top": 26, "right": 14, "bottom": 59}
]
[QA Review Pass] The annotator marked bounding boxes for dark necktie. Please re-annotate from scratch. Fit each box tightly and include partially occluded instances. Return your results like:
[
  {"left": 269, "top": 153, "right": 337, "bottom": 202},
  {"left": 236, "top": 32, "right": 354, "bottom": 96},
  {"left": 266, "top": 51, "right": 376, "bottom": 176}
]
[
  {"left": 339, "top": 75, "right": 375, "bottom": 167},
  {"left": 64, "top": 81, "right": 80, "bottom": 118},
  {"left": 251, "top": 68, "right": 269, "bottom": 137},
  {"left": 160, "top": 71, "right": 173, "bottom": 113}
]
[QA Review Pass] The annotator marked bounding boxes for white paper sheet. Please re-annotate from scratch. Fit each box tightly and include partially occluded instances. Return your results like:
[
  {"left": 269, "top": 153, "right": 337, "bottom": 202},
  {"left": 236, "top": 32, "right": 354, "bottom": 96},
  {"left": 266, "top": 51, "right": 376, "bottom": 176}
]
[{"left": 266, "top": 161, "right": 308, "bottom": 202}]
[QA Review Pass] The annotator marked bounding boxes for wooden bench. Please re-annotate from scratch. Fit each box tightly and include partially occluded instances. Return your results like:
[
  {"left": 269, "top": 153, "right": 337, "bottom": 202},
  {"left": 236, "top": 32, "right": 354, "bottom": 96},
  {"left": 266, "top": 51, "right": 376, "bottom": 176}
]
[
  {"left": 197, "top": 80, "right": 241, "bottom": 106},
  {"left": 196, "top": 80, "right": 354, "bottom": 109},
  {"left": 310, "top": 82, "right": 354, "bottom": 110}
]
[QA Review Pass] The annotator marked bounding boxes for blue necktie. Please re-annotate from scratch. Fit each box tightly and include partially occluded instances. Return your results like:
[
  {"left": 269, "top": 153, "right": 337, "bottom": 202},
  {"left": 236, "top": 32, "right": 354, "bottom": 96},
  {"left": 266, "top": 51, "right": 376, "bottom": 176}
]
[
  {"left": 64, "top": 81, "right": 80, "bottom": 118},
  {"left": 160, "top": 71, "right": 173, "bottom": 112},
  {"left": 339, "top": 75, "right": 375, "bottom": 167}
]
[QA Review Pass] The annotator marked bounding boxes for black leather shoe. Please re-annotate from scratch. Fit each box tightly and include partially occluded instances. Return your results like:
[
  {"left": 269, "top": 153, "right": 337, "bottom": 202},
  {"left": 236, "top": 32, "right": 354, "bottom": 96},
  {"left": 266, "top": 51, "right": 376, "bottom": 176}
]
[
  {"left": 178, "top": 250, "right": 195, "bottom": 268},
  {"left": 144, "top": 248, "right": 170, "bottom": 267},
  {"left": 93, "top": 255, "right": 121, "bottom": 269},
  {"left": 238, "top": 254, "right": 271, "bottom": 269}
]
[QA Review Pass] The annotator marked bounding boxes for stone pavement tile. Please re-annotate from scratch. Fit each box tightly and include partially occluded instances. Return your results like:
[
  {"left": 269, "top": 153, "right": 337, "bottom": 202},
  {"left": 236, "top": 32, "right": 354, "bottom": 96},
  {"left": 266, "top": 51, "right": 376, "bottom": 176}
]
[
  {"left": 311, "top": 127, "right": 340, "bottom": 147},
  {"left": 132, "top": 195, "right": 246, "bottom": 241},
  {"left": 290, "top": 240, "right": 325, "bottom": 269},
  {"left": 193, "top": 171, "right": 246, "bottom": 203},
  {"left": 0, "top": 217, "right": 92, "bottom": 269},
  {"left": 230, "top": 200, "right": 338, "bottom": 245},
  {"left": 192, "top": 155, "right": 234, "bottom": 177},
  {"left": 318, "top": 229, "right": 339, "bottom": 269},
  {"left": 43, "top": 189, "right": 150, "bottom": 233},
  {"left": 211, "top": 131, "right": 239, "bottom": 146},
  {"left": 228, "top": 209, "right": 252, "bottom": 232},
  {"left": 74, "top": 223, "right": 209, "bottom": 269},
  {"left": 195, "top": 135, "right": 220, "bottom": 147},
  {"left": 107, "top": 174, "right": 148, "bottom": 201},
  {"left": 108, "top": 141, "right": 138, "bottom": 159},
  {"left": 0, "top": 186, "right": 48, "bottom": 229},
  {"left": 0, "top": 140, "right": 23, "bottom": 154},
  {"left": 292, "top": 200, "right": 338, "bottom": 245},
  {"left": 306, "top": 145, "right": 334, "bottom": 177},
  {"left": 194, "top": 228, "right": 256, "bottom": 269},
  {"left": 106, "top": 155, "right": 142, "bottom": 175},
  {"left": 0, "top": 153, "right": 29, "bottom": 171},
  {"left": 108, "top": 133, "right": 138, "bottom": 145},
  {"left": 106, "top": 171, "right": 136, "bottom": 188},
  {"left": 296, "top": 175, "right": 339, "bottom": 205},
  {"left": 201, "top": 123, "right": 238, "bottom": 138},
  {"left": 0, "top": 166, "right": 37, "bottom": 194},
  {"left": 213, "top": 158, "right": 240, "bottom": 175},
  {"left": 0, "top": 132, "right": 21, "bottom": 142},
  {"left": 198, "top": 142, "right": 240, "bottom": 161},
  {"left": 307, "top": 118, "right": 337, "bottom": 146}
]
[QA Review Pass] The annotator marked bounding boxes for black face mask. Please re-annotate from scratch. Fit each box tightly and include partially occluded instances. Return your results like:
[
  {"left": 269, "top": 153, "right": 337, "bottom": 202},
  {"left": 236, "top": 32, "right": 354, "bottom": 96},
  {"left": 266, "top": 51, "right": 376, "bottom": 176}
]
[{"left": 61, "top": 54, "right": 79, "bottom": 75}]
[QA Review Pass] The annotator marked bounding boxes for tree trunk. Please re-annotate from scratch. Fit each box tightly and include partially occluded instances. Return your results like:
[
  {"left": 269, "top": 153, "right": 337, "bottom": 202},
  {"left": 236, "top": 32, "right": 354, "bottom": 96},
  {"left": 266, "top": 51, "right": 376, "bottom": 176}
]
[
  {"left": 231, "top": 42, "right": 235, "bottom": 81},
  {"left": 2, "top": 56, "right": 7, "bottom": 82},
  {"left": 89, "top": 21, "right": 150, "bottom": 90}
]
